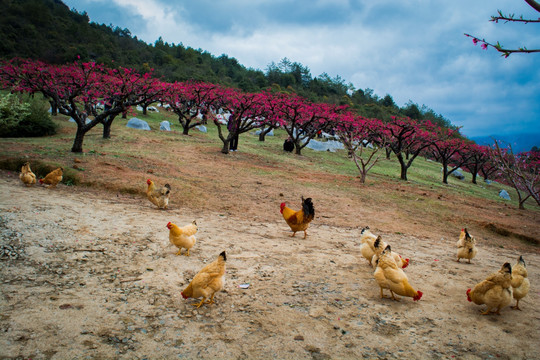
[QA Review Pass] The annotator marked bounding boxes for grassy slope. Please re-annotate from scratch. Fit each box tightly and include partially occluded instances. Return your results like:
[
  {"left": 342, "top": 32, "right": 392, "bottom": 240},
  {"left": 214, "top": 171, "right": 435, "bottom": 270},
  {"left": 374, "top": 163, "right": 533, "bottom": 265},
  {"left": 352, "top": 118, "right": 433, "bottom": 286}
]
[{"left": 1, "top": 106, "right": 538, "bottom": 252}]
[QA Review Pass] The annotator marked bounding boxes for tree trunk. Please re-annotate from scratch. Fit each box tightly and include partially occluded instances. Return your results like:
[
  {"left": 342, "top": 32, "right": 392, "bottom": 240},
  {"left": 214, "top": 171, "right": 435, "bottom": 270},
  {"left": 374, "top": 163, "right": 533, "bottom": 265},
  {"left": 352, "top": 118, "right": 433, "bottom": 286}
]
[
  {"left": 396, "top": 153, "right": 408, "bottom": 180},
  {"left": 442, "top": 167, "right": 449, "bottom": 184},
  {"left": 102, "top": 121, "right": 112, "bottom": 139},
  {"left": 386, "top": 148, "right": 392, "bottom": 160},
  {"left": 295, "top": 143, "right": 302, "bottom": 155},
  {"left": 49, "top": 101, "right": 58, "bottom": 116},
  {"left": 122, "top": 111, "right": 127, "bottom": 119},
  {"left": 179, "top": 117, "right": 191, "bottom": 135},
  {"left": 71, "top": 126, "right": 86, "bottom": 153},
  {"left": 142, "top": 105, "right": 148, "bottom": 115},
  {"left": 221, "top": 140, "right": 230, "bottom": 154},
  {"left": 471, "top": 172, "right": 477, "bottom": 184},
  {"left": 259, "top": 132, "right": 266, "bottom": 142}
]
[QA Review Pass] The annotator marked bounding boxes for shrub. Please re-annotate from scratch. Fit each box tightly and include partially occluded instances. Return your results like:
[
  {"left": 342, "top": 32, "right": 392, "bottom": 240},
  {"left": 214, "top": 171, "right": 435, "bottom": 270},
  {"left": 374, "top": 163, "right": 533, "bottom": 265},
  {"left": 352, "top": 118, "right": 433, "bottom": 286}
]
[
  {"left": 0, "top": 94, "right": 57, "bottom": 137},
  {"left": 0, "top": 94, "right": 30, "bottom": 137}
]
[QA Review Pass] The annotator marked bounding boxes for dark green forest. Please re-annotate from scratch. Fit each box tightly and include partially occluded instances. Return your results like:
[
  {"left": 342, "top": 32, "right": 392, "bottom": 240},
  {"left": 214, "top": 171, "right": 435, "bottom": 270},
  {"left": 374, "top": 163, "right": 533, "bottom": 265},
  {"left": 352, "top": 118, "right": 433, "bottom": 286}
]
[{"left": 0, "top": 0, "right": 454, "bottom": 128}]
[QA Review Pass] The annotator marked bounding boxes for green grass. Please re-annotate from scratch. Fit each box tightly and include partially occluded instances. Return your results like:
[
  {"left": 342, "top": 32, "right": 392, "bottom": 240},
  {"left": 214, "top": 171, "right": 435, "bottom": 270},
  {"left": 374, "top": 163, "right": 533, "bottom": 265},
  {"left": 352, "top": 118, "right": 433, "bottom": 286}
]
[{"left": 0, "top": 104, "right": 536, "bottom": 212}]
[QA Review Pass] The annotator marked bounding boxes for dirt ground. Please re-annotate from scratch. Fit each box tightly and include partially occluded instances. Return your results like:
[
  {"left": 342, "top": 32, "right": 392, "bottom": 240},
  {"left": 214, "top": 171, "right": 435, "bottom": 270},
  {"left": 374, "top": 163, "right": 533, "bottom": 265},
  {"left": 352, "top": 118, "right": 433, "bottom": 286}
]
[{"left": 0, "top": 171, "right": 539, "bottom": 359}]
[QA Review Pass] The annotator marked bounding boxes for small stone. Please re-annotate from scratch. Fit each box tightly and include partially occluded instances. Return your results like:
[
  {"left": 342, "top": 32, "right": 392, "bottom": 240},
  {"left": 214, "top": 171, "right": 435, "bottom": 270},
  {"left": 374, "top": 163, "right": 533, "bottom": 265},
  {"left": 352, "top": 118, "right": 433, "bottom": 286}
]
[{"left": 294, "top": 335, "right": 304, "bottom": 341}]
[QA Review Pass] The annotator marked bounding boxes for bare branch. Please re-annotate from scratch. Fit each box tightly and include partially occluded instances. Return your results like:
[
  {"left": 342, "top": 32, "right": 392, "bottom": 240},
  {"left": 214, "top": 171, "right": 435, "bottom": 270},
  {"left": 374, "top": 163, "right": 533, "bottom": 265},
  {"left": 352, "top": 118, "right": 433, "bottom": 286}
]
[
  {"left": 524, "top": 0, "right": 540, "bottom": 13},
  {"left": 491, "top": 12, "right": 540, "bottom": 23}
]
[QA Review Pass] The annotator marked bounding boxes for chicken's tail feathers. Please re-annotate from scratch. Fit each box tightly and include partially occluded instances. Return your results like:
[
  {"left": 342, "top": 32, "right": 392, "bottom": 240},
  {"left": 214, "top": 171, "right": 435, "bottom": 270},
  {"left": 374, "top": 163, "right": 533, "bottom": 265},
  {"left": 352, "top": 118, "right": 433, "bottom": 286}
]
[
  {"left": 219, "top": 251, "right": 227, "bottom": 262},
  {"left": 374, "top": 236, "right": 381, "bottom": 249},
  {"left": 466, "top": 288, "right": 472, "bottom": 302},
  {"left": 301, "top": 197, "right": 315, "bottom": 218},
  {"left": 161, "top": 184, "right": 171, "bottom": 195}
]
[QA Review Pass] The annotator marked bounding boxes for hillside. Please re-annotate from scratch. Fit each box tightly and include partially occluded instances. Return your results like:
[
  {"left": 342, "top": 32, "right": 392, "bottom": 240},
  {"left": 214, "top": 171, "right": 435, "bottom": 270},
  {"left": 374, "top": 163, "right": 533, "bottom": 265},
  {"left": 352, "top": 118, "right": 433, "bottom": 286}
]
[{"left": 1, "top": 110, "right": 538, "bottom": 247}]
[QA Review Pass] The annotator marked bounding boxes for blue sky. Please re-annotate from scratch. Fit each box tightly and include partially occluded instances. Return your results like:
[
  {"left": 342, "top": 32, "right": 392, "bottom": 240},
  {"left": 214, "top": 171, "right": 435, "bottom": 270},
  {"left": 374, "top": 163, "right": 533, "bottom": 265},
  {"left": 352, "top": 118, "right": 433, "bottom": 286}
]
[{"left": 62, "top": 0, "right": 540, "bottom": 138}]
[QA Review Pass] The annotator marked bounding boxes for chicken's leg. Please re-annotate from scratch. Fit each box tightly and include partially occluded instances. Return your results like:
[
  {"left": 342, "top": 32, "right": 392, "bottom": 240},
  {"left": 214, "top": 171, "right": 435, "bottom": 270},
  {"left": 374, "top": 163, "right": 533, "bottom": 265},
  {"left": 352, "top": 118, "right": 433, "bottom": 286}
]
[
  {"left": 511, "top": 300, "right": 522, "bottom": 310},
  {"left": 480, "top": 307, "right": 493, "bottom": 315},
  {"left": 205, "top": 293, "right": 216, "bottom": 305},
  {"left": 185, "top": 249, "right": 190, "bottom": 256},
  {"left": 192, "top": 297, "right": 207, "bottom": 308},
  {"left": 175, "top": 249, "right": 182, "bottom": 256},
  {"left": 303, "top": 230, "right": 308, "bottom": 239}
]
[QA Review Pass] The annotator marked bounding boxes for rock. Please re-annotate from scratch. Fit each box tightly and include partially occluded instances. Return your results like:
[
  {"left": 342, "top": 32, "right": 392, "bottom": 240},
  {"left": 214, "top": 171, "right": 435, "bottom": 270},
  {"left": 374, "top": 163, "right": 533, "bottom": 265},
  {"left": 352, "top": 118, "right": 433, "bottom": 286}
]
[
  {"left": 126, "top": 118, "right": 151, "bottom": 131},
  {"left": 451, "top": 170, "right": 465, "bottom": 180},
  {"left": 69, "top": 118, "right": 92, "bottom": 125},
  {"left": 159, "top": 121, "right": 171, "bottom": 131},
  {"left": 499, "top": 189, "right": 511, "bottom": 200},
  {"left": 255, "top": 129, "right": 274, "bottom": 136},
  {"left": 294, "top": 335, "right": 304, "bottom": 341},
  {"left": 306, "top": 139, "right": 344, "bottom": 152},
  {"left": 195, "top": 125, "right": 207, "bottom": 133}
]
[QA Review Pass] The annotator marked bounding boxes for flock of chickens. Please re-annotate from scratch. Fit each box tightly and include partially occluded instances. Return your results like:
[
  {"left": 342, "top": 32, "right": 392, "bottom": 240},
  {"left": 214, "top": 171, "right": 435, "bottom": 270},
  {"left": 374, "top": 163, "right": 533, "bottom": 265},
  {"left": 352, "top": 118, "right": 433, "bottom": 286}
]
[{"left": 18, "top": 162, "right": 531, "bottom": 315}]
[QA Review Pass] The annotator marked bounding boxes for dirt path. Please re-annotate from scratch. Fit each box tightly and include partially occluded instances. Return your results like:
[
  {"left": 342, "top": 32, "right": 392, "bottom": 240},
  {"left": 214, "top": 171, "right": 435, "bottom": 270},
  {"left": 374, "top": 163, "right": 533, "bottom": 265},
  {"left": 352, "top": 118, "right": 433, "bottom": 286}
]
[{"left": 0, "top": 174, "right": 538, "bottom": 359}]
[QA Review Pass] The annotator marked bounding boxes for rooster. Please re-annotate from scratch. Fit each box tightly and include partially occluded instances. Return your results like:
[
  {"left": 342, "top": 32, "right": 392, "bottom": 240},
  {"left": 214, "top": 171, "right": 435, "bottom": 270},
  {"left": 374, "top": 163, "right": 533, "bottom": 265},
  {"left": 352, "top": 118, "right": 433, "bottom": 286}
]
[
  {"left": 466, "top": 262, "right": 513, "bottom": 315},
  {"left": 146, "top": 179, "right": 171, "bottom": 209},
  {"left": 19, "top": 162, "right": 36, "bottom": 187},
  {"left": 374, "top": 245, "right": 422, "bottom": 301},
  {"left": 181, "top": 251, "right": 227, "bottom": 308},
  {"left": 280, "top": 197, "right": 315, "bottom": 238},
  {"left": 39, "top": 167, "right": 63, "bottom": 188},
  {"left": 457, "top": 228, "right": 477, "bottom": 263},
  {"left": 510, "top": 256, "right": 530, "bottom": 310}
]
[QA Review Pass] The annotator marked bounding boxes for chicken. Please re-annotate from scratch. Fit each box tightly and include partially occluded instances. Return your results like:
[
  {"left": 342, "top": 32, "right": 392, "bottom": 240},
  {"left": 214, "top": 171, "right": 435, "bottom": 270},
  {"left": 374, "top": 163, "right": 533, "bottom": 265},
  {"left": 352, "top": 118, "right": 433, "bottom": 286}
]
[
  {"left": 370, "top": 235, "right": 409, "bottom": 269},
  {"left": 167, "top": 221, "right": 198, "bottom": 256},
  {"left": 146, "top": 179, "right": 171, "bottom": 209},
  {"left": 510, "top": 256, "right": 530, "bottom": 310},
  {"left": 181, "top": 251, "right": 227, "bottom": 308},
  {"left": 359, "top": 226, "right": 379, "bottom": 264},
  {"left": 466, "top": 262, "right": 513, "bottom": 315},
  {"left": 373, "top": 245, "right": 422, "bottom": 301},
  {"left": 280, "top": 197, "right": 315, "bottom": 238},
  {"left": 456, "top": 228, "right": 478, "bottom": 263},
  {"left": 39, "top": 167, "right": 63, "bottom": 188},
  {"left": 19, "top": 162, "right": 36, "bottom": 187}
]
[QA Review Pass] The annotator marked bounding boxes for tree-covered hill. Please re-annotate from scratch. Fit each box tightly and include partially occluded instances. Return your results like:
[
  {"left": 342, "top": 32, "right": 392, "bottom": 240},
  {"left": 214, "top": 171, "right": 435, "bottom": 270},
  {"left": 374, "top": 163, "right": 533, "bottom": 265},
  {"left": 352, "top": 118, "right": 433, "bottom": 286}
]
[{"left": 0, "top": 0, "right": 454, "bottom": 129}]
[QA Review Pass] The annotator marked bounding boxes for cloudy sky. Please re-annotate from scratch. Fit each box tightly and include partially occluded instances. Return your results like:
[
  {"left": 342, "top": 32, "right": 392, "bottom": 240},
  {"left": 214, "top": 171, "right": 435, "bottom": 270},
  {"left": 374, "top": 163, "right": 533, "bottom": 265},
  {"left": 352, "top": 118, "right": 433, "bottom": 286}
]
[{"left": 63, "top": 0, "right": 539, "bottom": 138}]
